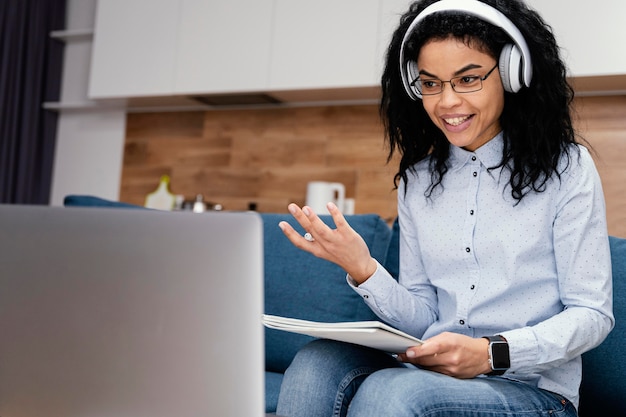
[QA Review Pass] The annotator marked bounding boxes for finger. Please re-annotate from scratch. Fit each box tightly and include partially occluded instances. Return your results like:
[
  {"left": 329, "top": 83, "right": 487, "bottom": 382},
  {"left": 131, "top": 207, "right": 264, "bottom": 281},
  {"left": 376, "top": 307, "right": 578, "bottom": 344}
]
[
  {"left": 278, "top": 221, "right": 312, "bottom": 249},
  {"left": 282, "top": 204, "right": 329, "bottom": 244},
  {"left": 406, "top": 341, "right": 441, "bottom": 359},
  {"left": 301, "top": 205, "right": 321, "bottom": 222},
  {"left": 301, "top": 205, "right": 335, "bottom": 239},
  {"left": 396, "top": 352, "right": 409, "bottom": 362},
  {"left": 277, "top": 220, "right": 297, "bottom": 240},
  {"left": 396, "top": 351, "right": 440, "bottom": 368},
  {"left": 287, "top": 203, "right": 313, "bottom": 230},
  {"left": 325, "top": 202, "right": 349, "bottom": 230}
]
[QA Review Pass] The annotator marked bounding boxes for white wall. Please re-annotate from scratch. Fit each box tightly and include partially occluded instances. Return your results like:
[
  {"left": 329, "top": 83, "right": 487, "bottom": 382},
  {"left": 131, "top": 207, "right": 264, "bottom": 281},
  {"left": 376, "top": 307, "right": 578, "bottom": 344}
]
[
  {"left": 49, "top": 0, "right": 126, "bottom": 206},
  {"left": 50, "top": 110, "right": 125, "bottom": 206}
]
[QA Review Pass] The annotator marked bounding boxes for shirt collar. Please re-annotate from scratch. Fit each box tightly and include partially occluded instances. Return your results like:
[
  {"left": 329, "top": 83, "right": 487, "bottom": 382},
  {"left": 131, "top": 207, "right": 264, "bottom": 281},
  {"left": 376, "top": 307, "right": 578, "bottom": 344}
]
[{"left": 448, "top": 131, "right": 504, "bottom": 170}]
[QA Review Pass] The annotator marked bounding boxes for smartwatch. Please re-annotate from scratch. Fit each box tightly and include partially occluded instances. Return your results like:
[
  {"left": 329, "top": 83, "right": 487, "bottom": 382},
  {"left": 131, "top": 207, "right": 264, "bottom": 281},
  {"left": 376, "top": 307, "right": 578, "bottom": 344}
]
[{"left": 483, "top": 335, "right": 510, "bottom": 376}]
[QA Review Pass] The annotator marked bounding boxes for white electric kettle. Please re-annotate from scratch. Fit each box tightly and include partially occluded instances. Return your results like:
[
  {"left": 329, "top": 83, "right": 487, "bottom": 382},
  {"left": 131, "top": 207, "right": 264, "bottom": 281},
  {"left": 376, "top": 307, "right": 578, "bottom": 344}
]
[{"left": 305, "top": 181, "right": 345, "bottom": 214}]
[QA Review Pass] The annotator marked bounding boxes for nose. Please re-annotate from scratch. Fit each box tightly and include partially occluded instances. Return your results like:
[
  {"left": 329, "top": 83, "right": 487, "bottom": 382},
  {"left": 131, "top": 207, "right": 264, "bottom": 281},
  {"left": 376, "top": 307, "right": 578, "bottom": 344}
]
[{"left": 438, "top": 81, "right": 462, "bottom": 107}]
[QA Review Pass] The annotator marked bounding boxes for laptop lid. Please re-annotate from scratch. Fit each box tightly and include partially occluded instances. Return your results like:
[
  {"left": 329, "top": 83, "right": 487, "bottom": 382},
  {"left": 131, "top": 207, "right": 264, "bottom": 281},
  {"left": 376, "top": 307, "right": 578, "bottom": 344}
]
[{"left": 0, "top": 205, "right": 264, "bottom": 417}]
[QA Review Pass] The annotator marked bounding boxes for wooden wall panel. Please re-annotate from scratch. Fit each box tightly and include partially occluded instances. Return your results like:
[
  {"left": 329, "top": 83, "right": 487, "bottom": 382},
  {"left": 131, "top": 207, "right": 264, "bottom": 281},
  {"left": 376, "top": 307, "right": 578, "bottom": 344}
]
[
  {"left": 574, "top": 96, "right": 626, "bottom": 238},
  {"left": 121, "top": 96, "right": 626, "bottom": 236},
  {"left": 121, "top": 105, "right": 400, "bottom": 221}
]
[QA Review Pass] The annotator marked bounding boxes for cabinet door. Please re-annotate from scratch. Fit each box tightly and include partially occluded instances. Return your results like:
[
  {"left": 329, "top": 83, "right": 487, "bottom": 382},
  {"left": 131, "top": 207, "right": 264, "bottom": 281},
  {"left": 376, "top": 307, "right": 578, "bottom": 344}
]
[
  {"left": 88, "top": 0, "right": 180, "bottom": 98},
  {"left": 269, "top": 0, "right": 380, "bottom": 91},
  {"left": 525, "top": 0, "right": 626, "bottom": 77},
  {"left": 174, "top": 0, "right": 274, "bottom": 94}
]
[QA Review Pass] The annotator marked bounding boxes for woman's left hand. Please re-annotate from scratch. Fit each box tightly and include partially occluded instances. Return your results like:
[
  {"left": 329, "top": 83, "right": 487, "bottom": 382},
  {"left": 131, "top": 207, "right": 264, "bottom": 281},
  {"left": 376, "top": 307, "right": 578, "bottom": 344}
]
[
  {"left": 397, "top": 332, "right": 492, "bottom": 379},
  {"left": 278, "top": 202, "right": 378, "bottom": 284}
]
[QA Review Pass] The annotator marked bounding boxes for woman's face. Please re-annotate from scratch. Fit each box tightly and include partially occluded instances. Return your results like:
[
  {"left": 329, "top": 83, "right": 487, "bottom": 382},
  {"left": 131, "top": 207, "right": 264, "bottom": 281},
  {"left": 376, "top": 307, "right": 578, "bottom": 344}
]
[{"left": 416, "top": 37, "right": 505, "bottom": 151}]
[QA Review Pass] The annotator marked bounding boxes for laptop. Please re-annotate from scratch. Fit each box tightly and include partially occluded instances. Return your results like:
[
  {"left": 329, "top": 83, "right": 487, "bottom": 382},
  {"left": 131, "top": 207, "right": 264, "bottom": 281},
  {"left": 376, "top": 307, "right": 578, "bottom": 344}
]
[{"left": 0, "top": 204, "right": 265, "bottom": 417}]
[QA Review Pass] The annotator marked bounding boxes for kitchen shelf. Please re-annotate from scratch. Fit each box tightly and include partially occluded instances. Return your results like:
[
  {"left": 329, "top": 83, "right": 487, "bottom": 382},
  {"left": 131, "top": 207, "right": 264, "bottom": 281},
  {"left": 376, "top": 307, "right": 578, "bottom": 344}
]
[
  {"left": 42, "top": 100, "right": 122, "bottom": 111},
  {"left": 50, "top": 28, "right": 94, "bottom": 41}
]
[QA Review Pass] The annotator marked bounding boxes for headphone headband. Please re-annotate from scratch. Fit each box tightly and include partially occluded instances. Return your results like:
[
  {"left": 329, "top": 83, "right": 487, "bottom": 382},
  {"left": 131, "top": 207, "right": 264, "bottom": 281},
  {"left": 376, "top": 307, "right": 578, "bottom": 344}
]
[{"left": 399, "top": 0, "right": 533, "bottom": 100}]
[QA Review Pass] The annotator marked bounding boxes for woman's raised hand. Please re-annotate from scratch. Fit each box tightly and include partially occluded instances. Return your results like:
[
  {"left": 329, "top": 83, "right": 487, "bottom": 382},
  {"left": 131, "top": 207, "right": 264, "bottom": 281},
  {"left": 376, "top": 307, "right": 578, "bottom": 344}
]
[{"left": 278, "top": 202, "right": 378, "bottom": 284}]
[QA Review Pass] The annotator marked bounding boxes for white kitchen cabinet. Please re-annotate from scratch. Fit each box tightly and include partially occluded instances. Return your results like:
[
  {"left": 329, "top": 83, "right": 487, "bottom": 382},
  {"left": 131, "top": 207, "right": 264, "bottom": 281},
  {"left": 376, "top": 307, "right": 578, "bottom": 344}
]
[
  {"left": 89, "top": 0, "right": 274, "bottom": 99},
  {"left": 268, "top": 0, "right": 381, "bottom": 91},
  {"left": 88, "top": 0, "right": 180, "bottom": 98},
  {"left": 87, "top": 0, "right": 626, "bottom": 101},
  {"left": 525, "top": 0, "right": 626, "bottom": 77},
  {"left": 174, "top": 0, "right": 274, "bottom": 94}
]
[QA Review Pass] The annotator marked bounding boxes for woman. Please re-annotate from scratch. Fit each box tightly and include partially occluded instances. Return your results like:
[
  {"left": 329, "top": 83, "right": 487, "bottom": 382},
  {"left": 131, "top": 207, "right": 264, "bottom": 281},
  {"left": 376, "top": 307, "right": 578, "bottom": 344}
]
[{"left": 276, "top": 0, "right": 613, "bottom": 415}]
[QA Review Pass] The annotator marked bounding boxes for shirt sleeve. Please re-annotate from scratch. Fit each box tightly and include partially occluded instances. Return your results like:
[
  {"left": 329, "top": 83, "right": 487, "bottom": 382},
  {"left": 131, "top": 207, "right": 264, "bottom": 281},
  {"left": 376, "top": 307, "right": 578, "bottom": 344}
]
[
  {"left": 500, "top": 147, "right": 614, "bottom": 374},
  {"left": 347, "top": 179, "right": 439, "bottom": 338}
]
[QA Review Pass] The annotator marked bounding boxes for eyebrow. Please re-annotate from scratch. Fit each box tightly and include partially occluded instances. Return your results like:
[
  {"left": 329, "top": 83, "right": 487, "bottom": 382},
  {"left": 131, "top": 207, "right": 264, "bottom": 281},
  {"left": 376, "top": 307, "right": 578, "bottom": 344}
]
[{"left": 419, "top": 63, "right": 484, "bottom": 78}]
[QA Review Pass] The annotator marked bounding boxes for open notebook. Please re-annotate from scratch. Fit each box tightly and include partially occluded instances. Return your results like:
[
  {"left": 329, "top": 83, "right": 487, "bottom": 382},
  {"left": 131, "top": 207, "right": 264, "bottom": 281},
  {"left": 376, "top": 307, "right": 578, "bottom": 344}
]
[
  {"left": 0, "top": 204, "right": 265, "bottom": 417},
  {"left": 263, "top": 314, "right": 423, "bottom": 353}
]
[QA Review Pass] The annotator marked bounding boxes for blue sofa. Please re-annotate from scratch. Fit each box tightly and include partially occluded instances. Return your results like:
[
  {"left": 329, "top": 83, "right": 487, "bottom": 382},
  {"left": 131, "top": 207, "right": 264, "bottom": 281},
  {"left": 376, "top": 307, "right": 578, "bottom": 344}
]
[
  {"left": 64, "top": 195, "right": 625, "bottom": 415},
  {"left": 263, "top": 215, "right": 626, "bottom": 415}
]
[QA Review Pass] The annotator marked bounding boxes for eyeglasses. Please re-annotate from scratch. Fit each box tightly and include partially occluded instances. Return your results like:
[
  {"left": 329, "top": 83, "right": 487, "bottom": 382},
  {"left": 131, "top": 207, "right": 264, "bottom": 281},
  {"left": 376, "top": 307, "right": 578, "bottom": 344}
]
[{"left": 410, "top": 63, "right": 499, "bottom": 96}]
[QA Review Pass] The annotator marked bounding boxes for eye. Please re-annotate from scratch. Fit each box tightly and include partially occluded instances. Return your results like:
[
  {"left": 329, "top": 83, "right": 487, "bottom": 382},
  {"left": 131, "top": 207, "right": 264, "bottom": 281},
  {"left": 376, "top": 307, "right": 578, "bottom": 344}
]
[
  {"left": 457, "top": 75, "right": 480, "bottom": 86},
  {"left": 421, "top": 79, "right": 441, "bottom": 90}
]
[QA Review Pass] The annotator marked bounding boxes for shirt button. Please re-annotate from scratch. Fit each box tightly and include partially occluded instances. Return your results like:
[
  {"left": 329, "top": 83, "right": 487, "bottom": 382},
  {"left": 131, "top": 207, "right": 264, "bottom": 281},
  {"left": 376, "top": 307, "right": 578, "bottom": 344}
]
[
  {"left": 466, "top": 247, "right": 471, "bottom": 253},
  {"left": 471, "top": 156, "right": 477, "bottom": 161},
  {"left": 470, "top": 209, "right": 475, "bottom": 215},
  {"left": 363, "top": 295, "right": 369, "bottom": 299},
  {"left": 459, "top": 320, "right": 465, "bottom": 325},
  {"left": 473, "top": 171, "right": 478, "bottom": 177},
  {"left": 470, "top": 285, "right": 475, "bottom": 290}
]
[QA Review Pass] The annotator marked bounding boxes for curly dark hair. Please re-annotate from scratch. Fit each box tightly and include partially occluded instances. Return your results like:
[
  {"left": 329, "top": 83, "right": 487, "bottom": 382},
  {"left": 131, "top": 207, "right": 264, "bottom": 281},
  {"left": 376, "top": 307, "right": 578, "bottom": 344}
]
[{"left": 381, "top": 0, "right": 579, "bottom": 201}]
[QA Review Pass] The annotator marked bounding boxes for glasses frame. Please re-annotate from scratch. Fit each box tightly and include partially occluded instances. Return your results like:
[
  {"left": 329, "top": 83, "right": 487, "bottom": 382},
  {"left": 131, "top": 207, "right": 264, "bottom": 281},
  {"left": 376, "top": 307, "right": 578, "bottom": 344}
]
[{"left": 410, "top": 63, "right": 500, "bottom": 96}]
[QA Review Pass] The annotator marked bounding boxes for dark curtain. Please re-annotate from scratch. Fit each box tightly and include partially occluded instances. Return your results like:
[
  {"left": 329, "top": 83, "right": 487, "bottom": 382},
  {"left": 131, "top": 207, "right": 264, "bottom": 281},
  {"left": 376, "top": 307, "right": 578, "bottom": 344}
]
[{"left": 0, "top": 0, "right": 66, "bottom": 204}]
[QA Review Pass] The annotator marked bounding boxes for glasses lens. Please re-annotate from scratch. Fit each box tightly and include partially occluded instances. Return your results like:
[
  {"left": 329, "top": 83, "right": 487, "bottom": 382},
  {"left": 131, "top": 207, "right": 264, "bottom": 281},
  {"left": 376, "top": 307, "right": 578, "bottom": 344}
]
[
  {"left": 452, "top": 75, "right": 482, "bottom": 93},
  {"left": 418, "top": 79, "right": 442, "bottom": 95}
]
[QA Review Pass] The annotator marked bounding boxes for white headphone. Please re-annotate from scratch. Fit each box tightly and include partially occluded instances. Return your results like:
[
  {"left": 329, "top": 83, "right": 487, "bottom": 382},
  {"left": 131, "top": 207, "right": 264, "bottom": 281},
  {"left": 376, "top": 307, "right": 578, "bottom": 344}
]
[{"left": 399, "top": 0, "right": 533, "bottom": 100}]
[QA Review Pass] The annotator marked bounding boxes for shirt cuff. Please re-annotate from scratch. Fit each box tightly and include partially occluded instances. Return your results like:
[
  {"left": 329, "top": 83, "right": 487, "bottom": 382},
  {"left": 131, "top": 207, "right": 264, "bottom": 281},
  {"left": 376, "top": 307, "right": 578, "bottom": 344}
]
[
  {"left": 499, "top": 327, "right": 539, "bottom": 373},
  {"left": 347, "top": 260, "right": 399, "bottom": 312}
]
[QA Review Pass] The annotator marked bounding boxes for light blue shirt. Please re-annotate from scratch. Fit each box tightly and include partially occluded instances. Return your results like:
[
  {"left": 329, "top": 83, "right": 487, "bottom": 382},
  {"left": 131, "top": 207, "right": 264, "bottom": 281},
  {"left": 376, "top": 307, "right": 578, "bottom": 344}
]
[{"left": 350, "top": 133, "right": 614, "bottom": 408}]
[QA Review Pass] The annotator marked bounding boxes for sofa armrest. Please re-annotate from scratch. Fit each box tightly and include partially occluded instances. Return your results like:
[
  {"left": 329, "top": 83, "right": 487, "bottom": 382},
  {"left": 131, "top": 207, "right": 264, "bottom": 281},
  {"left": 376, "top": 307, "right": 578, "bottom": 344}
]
[
  {"left": 578, "top": 236, "right": 626, "bottom": 415},
  {"left": 64, "top": 195, "right": 144, "bottom": 209}
]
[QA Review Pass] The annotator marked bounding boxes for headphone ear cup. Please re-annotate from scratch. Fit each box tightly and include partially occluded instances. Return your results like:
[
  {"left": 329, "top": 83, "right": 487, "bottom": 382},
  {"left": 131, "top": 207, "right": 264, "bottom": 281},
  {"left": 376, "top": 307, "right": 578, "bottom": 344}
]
[
  {"left": 406, "top": 60, "right": 422, "bottom": 100},
  {"left": 499, "top": 43, "right": 523, "bottom": 93}
]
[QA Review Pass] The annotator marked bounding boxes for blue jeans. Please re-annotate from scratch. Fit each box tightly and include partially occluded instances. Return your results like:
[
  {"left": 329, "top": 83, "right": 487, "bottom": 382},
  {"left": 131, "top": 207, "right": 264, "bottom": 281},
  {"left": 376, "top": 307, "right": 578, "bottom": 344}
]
[{"left": 276, "top": 339, "right": 578, "bottom": 417}]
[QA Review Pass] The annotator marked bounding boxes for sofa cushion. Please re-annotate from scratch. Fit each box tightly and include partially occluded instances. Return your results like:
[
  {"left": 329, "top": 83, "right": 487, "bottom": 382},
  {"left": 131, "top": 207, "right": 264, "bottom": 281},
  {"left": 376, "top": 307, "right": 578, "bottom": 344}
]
[
  {"left": 578, "top": 236, "right": 626, "bottom": 416},
  {"left": 384, "top": 218, "right": 400, "bottom": 280},
  {"left": 262, "top": 213, "right": 392, "bottom": 373}
]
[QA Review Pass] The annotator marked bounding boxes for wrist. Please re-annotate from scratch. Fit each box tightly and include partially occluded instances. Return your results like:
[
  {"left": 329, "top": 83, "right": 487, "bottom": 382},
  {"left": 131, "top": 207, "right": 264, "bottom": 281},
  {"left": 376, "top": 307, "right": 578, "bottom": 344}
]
[
  {"left": 350, "top": 257, "right": 378, "bottom": 284},
  {"left": 479, "top": 337, "right": 492, "bottom": 375}
]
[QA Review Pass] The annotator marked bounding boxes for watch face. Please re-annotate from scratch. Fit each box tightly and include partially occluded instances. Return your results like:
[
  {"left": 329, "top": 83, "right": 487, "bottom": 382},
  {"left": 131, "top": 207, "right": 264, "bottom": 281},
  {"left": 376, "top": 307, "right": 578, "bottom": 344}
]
[{"left": 491, "top": 342, "right": 510, "bottom": 370}]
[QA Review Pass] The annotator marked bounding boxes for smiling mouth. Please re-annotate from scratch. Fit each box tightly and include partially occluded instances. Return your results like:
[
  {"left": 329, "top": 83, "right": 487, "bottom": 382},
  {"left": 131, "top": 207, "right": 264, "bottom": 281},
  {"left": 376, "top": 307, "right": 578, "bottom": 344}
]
[{"left": 444, "top": 115, "right": 472, "bottom": 126}]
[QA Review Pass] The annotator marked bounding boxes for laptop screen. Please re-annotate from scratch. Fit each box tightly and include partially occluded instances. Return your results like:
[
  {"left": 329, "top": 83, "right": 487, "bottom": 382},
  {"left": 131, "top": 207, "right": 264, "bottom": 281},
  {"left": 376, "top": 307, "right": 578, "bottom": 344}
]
[{"left": 0, "top": 205, "right": 265, "bottom": 417}]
